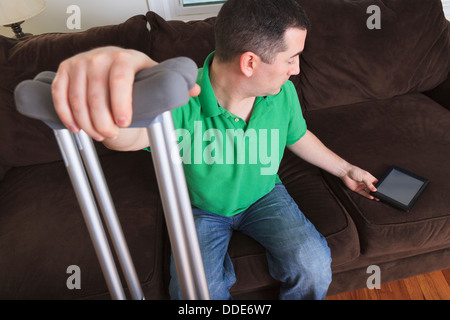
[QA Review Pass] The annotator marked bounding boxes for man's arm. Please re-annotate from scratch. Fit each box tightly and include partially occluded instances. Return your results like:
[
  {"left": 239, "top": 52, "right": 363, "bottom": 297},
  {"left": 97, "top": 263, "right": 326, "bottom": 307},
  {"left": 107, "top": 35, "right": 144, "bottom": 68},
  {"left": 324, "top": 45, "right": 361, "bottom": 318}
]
[
  {"left": 287, "top": 130, "right": 378, "bottom": 200},
  {"left": 51, "top": 46, "right": 200, "bottom": 152}
]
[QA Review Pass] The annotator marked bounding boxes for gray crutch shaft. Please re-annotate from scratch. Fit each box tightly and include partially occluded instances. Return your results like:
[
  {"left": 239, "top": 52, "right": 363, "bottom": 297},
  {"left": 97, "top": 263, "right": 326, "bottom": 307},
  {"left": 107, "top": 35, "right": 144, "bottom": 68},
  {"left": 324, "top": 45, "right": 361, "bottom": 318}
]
[
  {"left": 75, "top": 130, "right": 144, "bottom": 300},
  {"left": 54, "top": 129, "right": 126, "bottom": 300},
  {"left": 160, "top": 111, "right": 210, "bottom": 300},
  {"left": 147, "top": 114, "right": 197, "bottom": 299}
]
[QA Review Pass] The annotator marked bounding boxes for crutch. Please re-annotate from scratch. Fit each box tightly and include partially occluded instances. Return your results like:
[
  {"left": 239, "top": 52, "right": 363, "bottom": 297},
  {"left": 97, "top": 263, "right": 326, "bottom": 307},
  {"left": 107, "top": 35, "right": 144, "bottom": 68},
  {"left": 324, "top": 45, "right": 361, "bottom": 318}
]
[{"left": 14, "top": 57, "right": 210, "bottom": 300}]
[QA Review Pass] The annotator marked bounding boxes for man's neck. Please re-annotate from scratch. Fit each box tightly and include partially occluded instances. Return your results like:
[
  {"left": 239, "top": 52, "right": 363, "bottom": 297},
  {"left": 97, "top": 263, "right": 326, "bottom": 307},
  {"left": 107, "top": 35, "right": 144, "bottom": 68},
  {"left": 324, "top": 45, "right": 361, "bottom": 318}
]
[{"left": 209, "top": 58, "right": 256, "bottom": 121}]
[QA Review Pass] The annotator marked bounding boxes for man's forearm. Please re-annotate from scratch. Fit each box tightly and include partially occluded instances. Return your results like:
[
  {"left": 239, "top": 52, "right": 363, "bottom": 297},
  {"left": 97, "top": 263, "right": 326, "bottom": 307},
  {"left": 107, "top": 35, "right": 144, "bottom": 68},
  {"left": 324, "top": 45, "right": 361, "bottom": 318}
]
[{"left": 287, "top": 130, "right": 353, "bottom": 178}]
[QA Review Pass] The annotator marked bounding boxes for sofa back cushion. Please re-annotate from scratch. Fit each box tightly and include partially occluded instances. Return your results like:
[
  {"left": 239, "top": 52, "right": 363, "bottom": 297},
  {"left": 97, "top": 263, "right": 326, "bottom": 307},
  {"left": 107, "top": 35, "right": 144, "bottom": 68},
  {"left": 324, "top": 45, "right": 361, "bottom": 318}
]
[
  {"left": 0, "top": 15, "right": 152, "bottom": 180},
  {"left": 146, "top": 11, "right": 216, "bottom": 67},
  {"left": 294, "top": 0, "right": 450, "bottom": 110}
]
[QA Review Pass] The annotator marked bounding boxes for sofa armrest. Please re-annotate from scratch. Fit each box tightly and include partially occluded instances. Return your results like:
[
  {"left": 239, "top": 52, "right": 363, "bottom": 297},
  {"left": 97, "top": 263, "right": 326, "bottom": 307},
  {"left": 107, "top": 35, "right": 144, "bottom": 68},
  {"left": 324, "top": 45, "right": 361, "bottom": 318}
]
[{"left": 423, "top": 73, "right": 450, "bottom": 110}]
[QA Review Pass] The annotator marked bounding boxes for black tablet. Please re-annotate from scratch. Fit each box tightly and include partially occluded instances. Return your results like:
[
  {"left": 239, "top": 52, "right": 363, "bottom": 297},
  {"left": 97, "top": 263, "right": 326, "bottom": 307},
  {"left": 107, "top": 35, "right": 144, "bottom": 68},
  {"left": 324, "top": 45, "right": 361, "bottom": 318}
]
[{"left": 371, "top": 165, "right": 429, "bottom": 212}]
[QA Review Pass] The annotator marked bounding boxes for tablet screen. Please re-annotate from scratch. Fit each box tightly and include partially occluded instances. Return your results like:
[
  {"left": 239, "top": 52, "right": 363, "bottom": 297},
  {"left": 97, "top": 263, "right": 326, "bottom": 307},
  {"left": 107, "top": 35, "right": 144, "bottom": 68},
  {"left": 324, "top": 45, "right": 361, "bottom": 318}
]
[{"left": 376, "top": 168, "right": 425, "bottom": 206}]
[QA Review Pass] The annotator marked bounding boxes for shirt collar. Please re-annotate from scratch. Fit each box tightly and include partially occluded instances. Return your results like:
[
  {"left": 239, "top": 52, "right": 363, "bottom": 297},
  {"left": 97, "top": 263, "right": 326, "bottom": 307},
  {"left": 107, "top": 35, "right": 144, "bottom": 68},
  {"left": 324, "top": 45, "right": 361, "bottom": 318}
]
[
  {"left": 197, "top": 52, "right": 280, "bottom": 118},
  {"left": 198, "top": 52, "right": 222, "bottom": 118}
]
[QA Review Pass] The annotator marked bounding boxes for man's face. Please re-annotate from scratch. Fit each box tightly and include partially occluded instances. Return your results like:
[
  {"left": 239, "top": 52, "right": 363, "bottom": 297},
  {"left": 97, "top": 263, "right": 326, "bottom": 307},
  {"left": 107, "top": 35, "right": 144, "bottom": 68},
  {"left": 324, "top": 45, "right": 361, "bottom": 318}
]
[{"left": 254, "top": 28, "right": 307, "bottom": 96}]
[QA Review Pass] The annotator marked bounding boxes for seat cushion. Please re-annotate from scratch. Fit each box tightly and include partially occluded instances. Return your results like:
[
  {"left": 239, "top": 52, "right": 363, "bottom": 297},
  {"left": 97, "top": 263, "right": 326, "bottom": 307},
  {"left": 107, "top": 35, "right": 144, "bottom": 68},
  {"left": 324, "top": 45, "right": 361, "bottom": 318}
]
[
  {"left": 305, "top": 93, "right": 450, "bottom": 258},
  {"left": 0, "top": 151, "right": 166, "bottom": 299}
]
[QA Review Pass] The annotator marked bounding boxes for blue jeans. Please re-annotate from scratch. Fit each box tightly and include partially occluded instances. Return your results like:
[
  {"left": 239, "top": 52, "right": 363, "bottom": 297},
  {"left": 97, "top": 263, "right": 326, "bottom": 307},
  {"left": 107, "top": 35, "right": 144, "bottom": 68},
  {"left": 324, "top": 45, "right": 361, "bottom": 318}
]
[{"left": 169, "top": 183, "right": 332, "bottom": 300}]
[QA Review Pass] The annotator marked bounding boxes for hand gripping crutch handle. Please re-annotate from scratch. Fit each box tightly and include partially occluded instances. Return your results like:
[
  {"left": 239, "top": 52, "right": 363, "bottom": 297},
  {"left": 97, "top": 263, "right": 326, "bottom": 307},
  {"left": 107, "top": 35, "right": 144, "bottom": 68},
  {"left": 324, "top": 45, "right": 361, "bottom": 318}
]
[
  {"left": 14, "top": 57, "right": 210, "bottom": 300},
  {"left": 14, "top": 57, "right": 198, "bottom": 129}
]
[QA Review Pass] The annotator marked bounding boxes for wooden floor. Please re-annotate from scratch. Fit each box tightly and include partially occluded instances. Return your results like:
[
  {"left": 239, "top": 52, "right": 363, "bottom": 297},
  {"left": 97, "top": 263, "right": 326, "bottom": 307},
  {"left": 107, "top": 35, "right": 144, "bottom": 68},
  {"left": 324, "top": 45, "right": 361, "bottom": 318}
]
[{"left": 326, "top": 268, "right": 450, "bottom": 300}]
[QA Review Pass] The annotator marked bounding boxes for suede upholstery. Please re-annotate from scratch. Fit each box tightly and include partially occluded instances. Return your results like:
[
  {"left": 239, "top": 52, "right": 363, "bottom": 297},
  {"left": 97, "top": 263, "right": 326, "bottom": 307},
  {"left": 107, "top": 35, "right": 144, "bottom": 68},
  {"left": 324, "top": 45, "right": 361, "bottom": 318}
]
[
  {"left": 0, "top": 0, "right": 449, "bottom": 299},
  {"left": 293, "top": 0, "right": 450, "bottom": 110}
]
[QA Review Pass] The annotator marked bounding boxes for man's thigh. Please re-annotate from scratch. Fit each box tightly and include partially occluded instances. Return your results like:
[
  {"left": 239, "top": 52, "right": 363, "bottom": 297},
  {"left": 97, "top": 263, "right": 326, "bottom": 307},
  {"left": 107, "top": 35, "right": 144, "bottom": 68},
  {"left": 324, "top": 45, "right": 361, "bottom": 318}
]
[{"left": 238, "top": 183, "right": 329, "bottom": 259}]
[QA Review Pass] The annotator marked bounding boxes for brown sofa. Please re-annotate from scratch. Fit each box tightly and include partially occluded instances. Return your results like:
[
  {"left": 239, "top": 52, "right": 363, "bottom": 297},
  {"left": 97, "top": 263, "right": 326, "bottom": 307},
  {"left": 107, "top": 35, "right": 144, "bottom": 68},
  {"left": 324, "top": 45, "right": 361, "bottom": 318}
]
[{"left": 0, "top": 0, "right": 449, "bottom": 299}]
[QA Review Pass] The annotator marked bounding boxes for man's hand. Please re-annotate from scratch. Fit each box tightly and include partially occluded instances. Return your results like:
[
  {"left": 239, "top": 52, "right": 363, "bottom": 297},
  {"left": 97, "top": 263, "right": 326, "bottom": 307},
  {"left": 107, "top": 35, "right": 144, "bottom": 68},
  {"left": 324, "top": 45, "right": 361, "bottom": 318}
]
[
  {"left": 340, "top": 166, "right": 379, "bottom": 200},
  {"left": 51, "top": 46, "right": 201, "bottom": 151},
  {"left": 288, "top": 130, "right": 379, "bottom": 200},
  {"left": 52, "top": 46, "right": 158, "bottom": 142}
]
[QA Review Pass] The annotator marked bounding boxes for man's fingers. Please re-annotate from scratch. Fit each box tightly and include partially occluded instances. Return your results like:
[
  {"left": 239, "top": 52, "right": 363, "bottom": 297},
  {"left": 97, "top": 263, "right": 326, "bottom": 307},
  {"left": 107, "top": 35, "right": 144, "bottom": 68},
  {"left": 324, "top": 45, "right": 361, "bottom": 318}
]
[
  {"left": 109, "top": 50, "right": 162, "bottom": 128},
  {"left": 364, "top": 180, "right": 378, "bottom": 192},
  {"left": 52, "top": 66, "right": 79, "bottom": 133},
  {"left": 67, "top": 60, "right": 106, "bottom": 141},
  {"left": 190, "top": 84, "right": 201, "bottom": 98},
  {"left": 87, "top": 55, "right": 120, "bottom": 140},
  {"left": 109, "top": 51, "right": 139, "bottom": 128},
  {"left": 362, "top": 176, "right": 379, "bottom": 201}
]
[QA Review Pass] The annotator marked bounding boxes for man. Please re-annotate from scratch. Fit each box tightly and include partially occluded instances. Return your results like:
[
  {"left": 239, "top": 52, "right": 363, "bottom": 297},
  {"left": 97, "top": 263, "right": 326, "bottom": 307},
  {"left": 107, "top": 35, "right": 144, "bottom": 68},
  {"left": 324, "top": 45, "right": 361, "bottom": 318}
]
[{"left": 52, "top": 0, "right": 378, "bottom": 299}]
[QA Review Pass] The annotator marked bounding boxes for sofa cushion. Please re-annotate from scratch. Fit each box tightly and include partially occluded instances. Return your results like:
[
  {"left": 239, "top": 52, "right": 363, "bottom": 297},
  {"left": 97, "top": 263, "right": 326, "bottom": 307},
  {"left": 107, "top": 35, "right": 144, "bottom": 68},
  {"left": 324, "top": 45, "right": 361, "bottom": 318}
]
[
  {"left": 0, "top": 15, "right": 152, "bottom": 181},
  {"left": 305, "top": 93, "right": 450, "bottom": 258},
  {"left": 0, "top": 151, "right": 166, "bottom": 299},
  {"left": 292, "top": 0, "right": 450, "bottom": 110},
  {"left": 228, "top": 231, "right": 279, "bottom": 299},
  {"left": 424, "top": 72, "right": 450, "bottom": 110},
  {"left": 146, "top": 11, "right": 216, "bottom": 67}
]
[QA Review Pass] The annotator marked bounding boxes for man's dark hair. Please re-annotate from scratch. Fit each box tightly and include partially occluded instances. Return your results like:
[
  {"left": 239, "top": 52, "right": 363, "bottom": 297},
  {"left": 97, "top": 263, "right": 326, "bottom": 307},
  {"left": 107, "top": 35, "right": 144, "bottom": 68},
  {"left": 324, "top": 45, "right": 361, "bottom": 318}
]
[{"left": 214, "top": 0, "right": 311, "bottom": 63}]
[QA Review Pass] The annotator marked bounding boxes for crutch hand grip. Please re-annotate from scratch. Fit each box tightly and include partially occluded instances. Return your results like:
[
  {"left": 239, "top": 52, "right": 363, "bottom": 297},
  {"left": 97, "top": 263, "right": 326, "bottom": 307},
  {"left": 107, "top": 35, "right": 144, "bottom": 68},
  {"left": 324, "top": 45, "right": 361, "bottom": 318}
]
[{"left": 14, "top": 57, "right": 198, "bottom": 130}]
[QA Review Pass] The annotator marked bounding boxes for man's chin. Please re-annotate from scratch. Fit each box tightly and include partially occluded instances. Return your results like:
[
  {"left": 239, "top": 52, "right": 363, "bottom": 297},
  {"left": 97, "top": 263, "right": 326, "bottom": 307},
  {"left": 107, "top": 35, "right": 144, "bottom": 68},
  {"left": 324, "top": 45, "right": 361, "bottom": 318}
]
[
  {"left": 272, "top": 87, "right": 282, "bottom": 95},
  {"left": 261, "top": 86, "right": 282, "bottom": 97}
]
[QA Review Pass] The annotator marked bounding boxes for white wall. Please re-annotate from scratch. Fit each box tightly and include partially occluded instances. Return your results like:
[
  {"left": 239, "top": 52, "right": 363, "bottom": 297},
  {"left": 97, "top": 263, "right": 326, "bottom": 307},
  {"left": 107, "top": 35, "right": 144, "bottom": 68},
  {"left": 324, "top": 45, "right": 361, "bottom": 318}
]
[
  {"left": 0, "top": 0, "right": 150, "bottom": 37},
  {"left": 0, "top": 0, "right": 219, "bottom": 38},
  {"left": 443, "top": 0, "right": 450, "bottom": 20},
  {"left": 147, "top": 0, "right": 223, "bottom": 21}
]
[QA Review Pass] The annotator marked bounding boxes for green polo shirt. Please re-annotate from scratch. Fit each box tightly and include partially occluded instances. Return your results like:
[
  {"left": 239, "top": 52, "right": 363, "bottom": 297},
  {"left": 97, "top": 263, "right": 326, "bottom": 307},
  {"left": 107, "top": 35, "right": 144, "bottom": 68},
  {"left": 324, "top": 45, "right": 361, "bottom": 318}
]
[{"left": 148, "top": 52, "right": 307, "bottom": 216}]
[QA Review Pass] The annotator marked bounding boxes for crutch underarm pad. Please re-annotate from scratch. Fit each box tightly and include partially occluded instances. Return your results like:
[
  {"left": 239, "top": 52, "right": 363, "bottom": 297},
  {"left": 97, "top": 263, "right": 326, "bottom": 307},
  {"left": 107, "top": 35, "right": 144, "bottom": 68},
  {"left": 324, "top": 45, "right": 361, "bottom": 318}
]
[{"left": 14, "top": 57, "right": 198, "bottom": 130}]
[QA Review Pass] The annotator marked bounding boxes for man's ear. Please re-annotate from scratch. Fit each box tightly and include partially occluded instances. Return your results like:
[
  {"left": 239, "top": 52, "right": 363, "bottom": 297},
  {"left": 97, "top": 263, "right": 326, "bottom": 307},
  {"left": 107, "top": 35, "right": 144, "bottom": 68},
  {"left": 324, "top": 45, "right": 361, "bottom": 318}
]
[{"left": 239, "top": 52, "right": 260, "bottom": 78}]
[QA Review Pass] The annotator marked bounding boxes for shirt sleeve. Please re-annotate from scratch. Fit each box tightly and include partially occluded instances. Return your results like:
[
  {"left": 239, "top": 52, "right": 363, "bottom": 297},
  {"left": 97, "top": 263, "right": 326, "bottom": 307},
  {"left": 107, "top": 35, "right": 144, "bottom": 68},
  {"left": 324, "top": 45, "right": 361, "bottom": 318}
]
[{"left": 285, "top": 81, "right": 307, "bottom": 145}]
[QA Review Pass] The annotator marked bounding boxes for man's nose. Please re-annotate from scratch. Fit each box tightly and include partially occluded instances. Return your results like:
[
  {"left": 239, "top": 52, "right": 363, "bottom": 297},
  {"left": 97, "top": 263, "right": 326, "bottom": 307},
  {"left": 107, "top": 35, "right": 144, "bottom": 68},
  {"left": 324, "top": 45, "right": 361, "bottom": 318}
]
[{"left": 289, "top": 57, "right": 300, "bottom": 76}]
